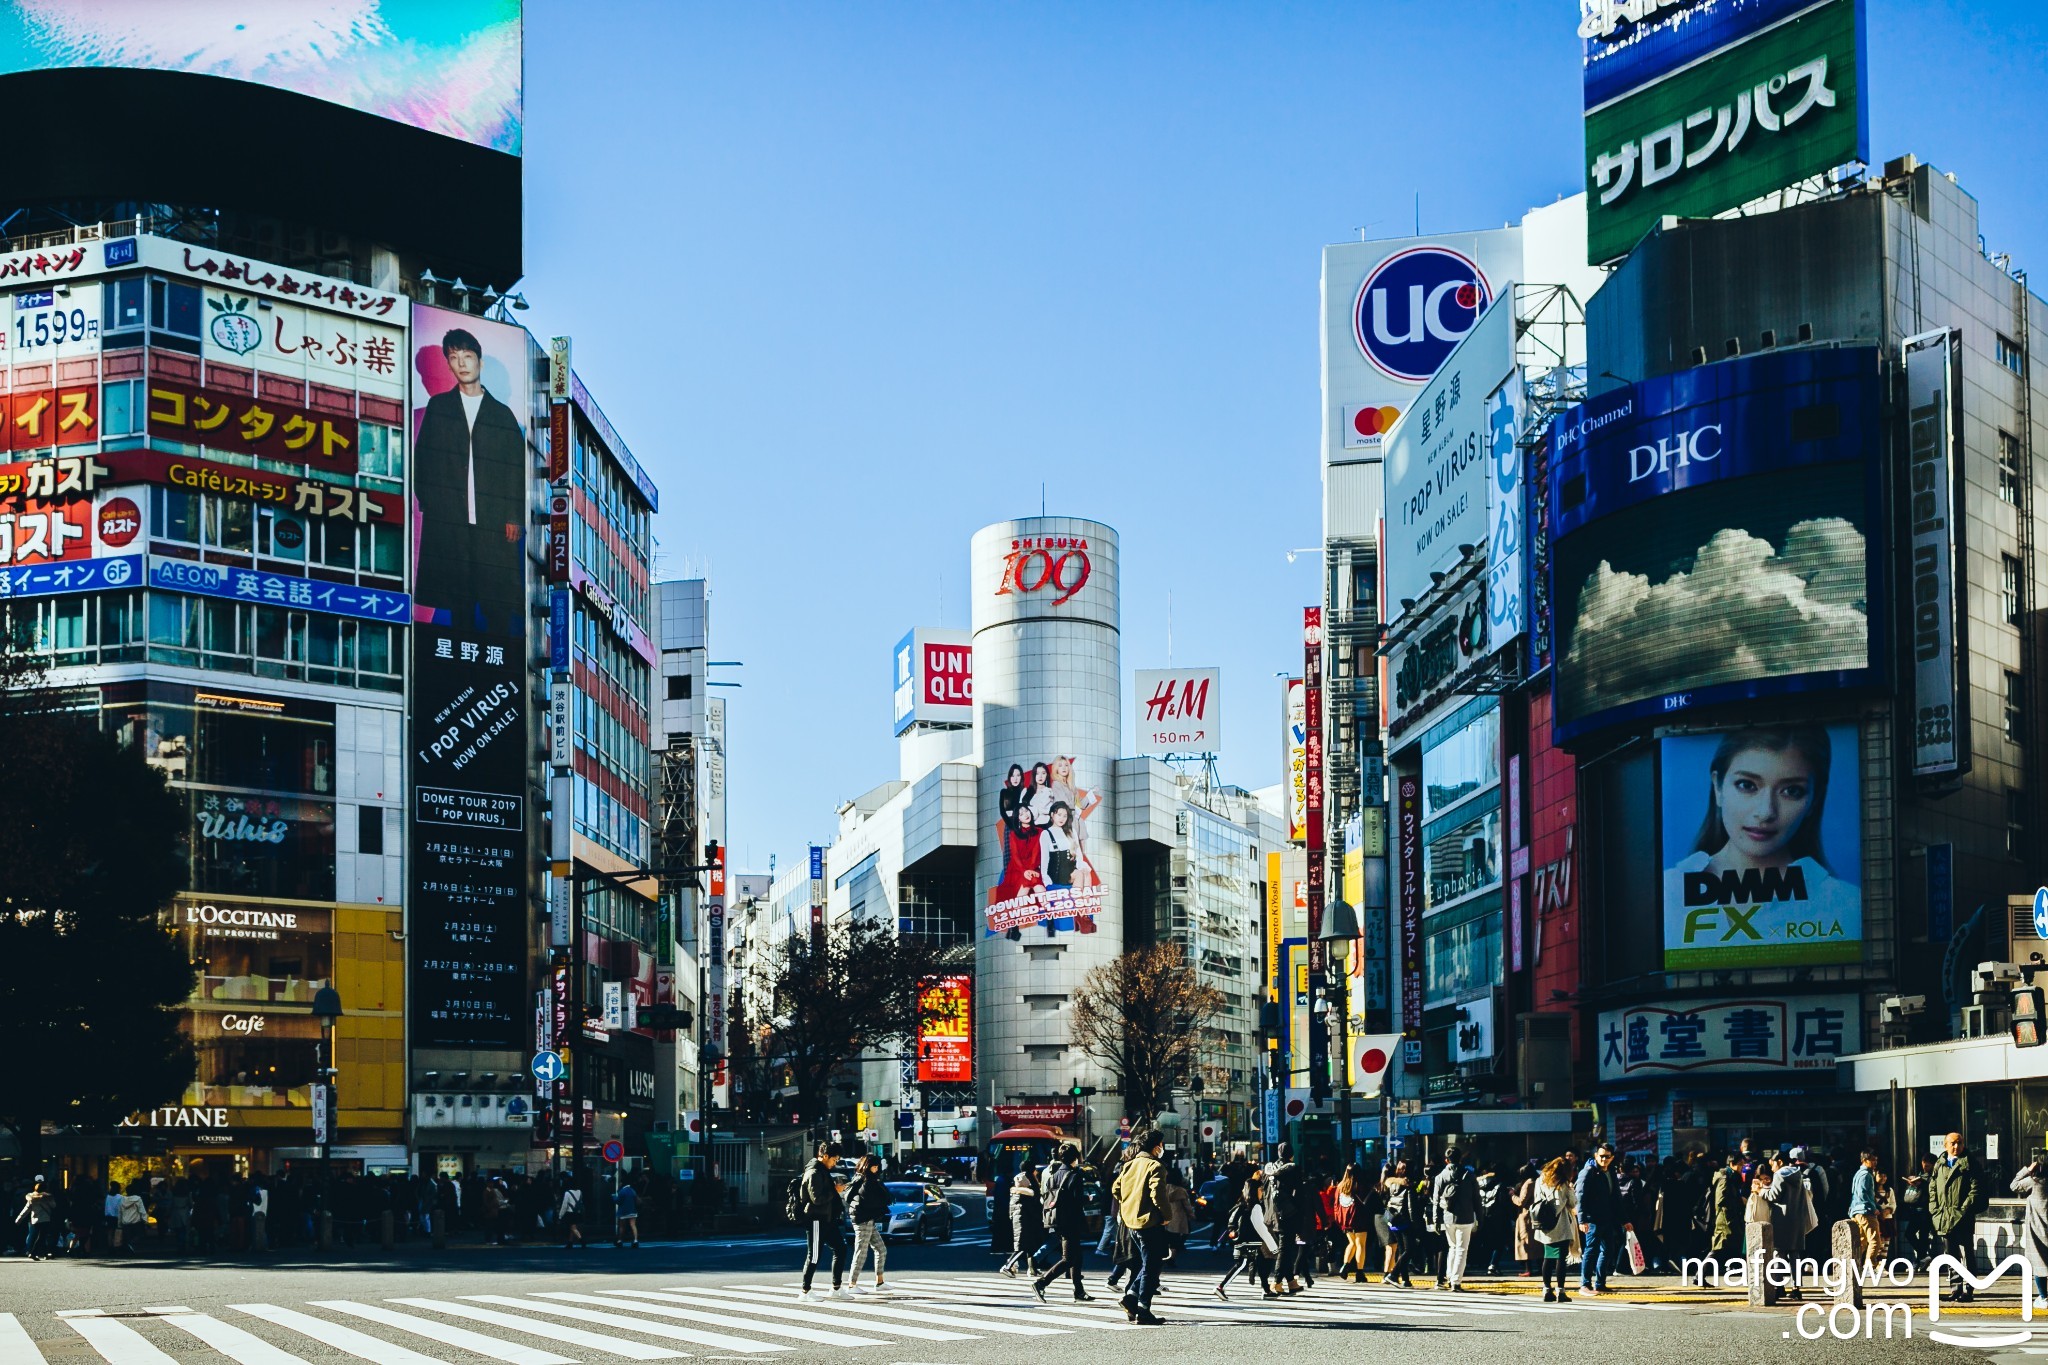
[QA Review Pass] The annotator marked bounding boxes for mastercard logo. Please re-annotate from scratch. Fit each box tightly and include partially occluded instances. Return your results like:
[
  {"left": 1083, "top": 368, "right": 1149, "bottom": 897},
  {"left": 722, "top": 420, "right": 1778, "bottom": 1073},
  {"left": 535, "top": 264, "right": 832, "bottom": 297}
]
[{"left": 1351, "top": 405, "right": 1401, "bottom": 438}]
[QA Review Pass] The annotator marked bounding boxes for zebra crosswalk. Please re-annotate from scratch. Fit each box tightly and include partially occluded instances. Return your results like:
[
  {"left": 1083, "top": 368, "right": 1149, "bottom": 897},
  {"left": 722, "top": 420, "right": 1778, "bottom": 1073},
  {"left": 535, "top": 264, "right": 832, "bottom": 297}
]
[{"left": 0, "top": 1272, "right": 1680, "bottom": 1365}]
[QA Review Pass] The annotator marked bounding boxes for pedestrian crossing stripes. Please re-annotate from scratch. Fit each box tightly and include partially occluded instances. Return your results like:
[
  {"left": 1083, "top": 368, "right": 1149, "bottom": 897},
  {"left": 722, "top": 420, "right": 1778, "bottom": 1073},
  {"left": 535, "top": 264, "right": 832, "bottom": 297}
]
[{"left": 0, "top": 1273, "right": 1680, "bottom": 1365}]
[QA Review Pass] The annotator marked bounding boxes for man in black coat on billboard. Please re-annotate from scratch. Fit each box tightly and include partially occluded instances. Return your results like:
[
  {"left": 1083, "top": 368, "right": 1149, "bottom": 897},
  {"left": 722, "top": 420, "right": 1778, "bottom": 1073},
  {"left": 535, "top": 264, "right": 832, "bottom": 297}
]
[{"left": 414, "top": 326, "right": 527, "bottom": 636}]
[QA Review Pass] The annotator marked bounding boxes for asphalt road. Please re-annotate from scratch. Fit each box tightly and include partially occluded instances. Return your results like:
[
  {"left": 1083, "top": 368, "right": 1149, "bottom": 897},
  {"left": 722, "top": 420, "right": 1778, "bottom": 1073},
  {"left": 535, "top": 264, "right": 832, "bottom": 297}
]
[{"left": 0, "top": 1212, "right": 1998, "bottom": 1365}]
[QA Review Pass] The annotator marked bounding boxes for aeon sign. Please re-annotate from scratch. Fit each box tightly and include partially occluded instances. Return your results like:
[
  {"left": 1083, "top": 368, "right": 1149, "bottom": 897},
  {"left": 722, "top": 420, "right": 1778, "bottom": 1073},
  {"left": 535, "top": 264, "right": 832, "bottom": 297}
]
[
  {"left": 994, "top": 537, "right": 1092, "bottom": 606},
  {"left": 1353, "top": 246, "right": 1493, "bottom": 383}
]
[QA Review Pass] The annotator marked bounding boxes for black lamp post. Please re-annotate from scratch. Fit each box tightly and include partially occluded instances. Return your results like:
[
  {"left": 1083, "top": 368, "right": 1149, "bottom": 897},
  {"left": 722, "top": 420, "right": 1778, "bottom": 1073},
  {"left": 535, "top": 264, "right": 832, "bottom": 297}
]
[
  {"left": 311, "top": 984, "right": 343, "bottom": 1248},
  {"left": 1316, "top": 899, "right": 1360, "bottom": 1166}
]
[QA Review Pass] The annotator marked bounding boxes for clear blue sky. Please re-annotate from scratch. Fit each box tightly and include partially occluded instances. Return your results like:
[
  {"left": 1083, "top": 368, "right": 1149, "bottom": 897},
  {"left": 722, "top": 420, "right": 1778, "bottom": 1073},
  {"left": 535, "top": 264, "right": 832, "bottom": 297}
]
[{"left": 520, "top": 0, "right": 2048, "bottom": 874}]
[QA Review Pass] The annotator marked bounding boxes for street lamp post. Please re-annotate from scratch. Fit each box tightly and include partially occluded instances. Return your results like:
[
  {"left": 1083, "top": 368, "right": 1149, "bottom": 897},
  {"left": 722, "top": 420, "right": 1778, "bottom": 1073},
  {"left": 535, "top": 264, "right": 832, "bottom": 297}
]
[
  {"left": 1317, "top": 899, "right": 1360, "bottom": 1168},
  {"left": 311, "top": 984, "right": 343, "bottom": 1250}
]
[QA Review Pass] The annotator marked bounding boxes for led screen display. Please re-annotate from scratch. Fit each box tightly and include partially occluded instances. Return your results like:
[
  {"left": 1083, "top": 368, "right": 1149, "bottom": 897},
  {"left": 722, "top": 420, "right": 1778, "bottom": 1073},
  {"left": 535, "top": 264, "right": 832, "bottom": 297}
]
[
  {"left": 1549, "top": 347, "right": 1882, "bottom": 741},
  {"left": 0, "top": 1, "right": 521, "bottom": 154}
]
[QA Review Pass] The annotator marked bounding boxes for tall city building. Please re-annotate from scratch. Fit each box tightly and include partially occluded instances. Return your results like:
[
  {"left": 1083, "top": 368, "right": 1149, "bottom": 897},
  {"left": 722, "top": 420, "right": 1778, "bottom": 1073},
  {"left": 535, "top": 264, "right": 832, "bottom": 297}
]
[
  {"left": 971, "top": 517, "right": 1126, "bottom": 1119},
  {"left": 0, "top": 10, "right": 667, "bottom": 1186}
]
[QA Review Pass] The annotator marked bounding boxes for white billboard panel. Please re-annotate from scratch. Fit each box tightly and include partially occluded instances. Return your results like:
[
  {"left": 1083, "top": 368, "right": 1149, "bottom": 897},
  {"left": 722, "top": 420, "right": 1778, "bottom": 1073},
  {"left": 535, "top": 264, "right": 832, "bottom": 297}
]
[
  {"left": 1134, "top": 668, "right": 1221, "bottom": 757},
  {"left": 1383, "top": 295, "right": 1516, "bottom": 624}
]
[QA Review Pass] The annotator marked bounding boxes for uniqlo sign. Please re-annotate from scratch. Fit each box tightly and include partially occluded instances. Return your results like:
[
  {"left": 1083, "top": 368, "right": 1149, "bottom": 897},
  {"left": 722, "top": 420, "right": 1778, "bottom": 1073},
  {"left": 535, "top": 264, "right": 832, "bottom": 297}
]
[{"left": 892, "top": 627, "right": 972, "bottom": 734}]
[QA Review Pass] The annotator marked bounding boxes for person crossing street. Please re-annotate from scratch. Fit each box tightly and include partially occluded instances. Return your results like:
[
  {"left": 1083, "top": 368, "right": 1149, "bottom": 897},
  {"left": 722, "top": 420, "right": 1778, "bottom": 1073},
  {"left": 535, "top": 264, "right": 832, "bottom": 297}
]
[
  {"left": 1032, "top": 1143, "right": 1095, "bottom": 1303},
  {"left": 796, "top": 1141, "right": 851, "bottom": 1302},
  {"left": 1110, "top": 1129, "right": 1171, "bottom": 1324}
]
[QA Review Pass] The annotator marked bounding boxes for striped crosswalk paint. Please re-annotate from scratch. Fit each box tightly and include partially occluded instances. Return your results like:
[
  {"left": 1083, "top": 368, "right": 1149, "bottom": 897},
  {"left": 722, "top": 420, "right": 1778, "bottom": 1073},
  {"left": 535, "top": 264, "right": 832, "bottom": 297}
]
[
  {"left": 594, "top": 1290, "right": 981, "bottom": 1343},
  {"left": 309, "top": 1301, "right": 574, "bottom": 1365},
  {"left": 734, "top": 1286, "right": 1135, "bottom": 1333},
  {"left": 534, "top": 1291, "right": 891, "bottom": 1348},
  {"left": 152, "top": 1310, "right": 314, "bottom": 1365},
  {"left": 458, "top": 1295, "right": 790, "bottom": 1353},
  {"left": 382, "top": 1299, "right": 690, "bottom": 1359},
  {"left": 58, "top": 1315, "right": 180, "bottom": 1365},
  {"left": 0, "top": 1314, "right": 46, "bottom": 1365},
  {"left": 228, "top": 1305, "right": 455, "bottom": 1365},
  {"left": 690, "top": 1286, "right": 1070, "bottom": 1336}
]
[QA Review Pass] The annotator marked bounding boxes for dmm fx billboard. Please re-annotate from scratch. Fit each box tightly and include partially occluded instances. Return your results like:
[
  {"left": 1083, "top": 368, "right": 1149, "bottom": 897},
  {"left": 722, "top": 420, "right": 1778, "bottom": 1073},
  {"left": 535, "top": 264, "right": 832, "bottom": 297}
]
[
  {"left": 1903, "top": 329, "right": 1966, "bottom": 778},
  {"left": 1322, "top": 229, "right": 1520, "bottom": 462},
  {"left": 1597, "top": 993, "right": 1860, "bottom": 1081},
  {"left": 1134, "top": 668, "right": 1220, "bottom": 757},
  {"left": 1550, "top": 346, "right": 1882, "bottom": 742},
  {"left": 1384, "top": 295, "right": 1515, "bottom": 625},
  {"left": 1662, "top": 723, "right": 1862, "bottom": 968},
  {"left": 1583, "top": 0, "right": 1869, "bottom": 264},
  {"left": 408, "top": 305, "right": 533, "bottom": 1050},
  {"left": 892, "top": 627, "right": 972, "bottom": 734}
]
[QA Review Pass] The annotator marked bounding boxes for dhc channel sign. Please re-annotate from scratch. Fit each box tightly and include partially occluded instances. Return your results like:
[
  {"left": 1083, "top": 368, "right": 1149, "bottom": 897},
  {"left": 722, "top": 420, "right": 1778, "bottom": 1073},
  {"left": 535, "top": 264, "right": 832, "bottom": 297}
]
[{"left": 1353, "top": 246, "right": 1494, "bottom": 383}]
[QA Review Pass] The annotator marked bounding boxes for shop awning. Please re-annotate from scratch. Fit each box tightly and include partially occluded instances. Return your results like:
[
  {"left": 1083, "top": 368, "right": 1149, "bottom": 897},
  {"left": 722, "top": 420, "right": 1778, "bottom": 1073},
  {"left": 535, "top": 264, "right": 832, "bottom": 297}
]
[
  {"left": 1838, "top": 1034, "right": 2048, "bottom": 1092},
  {"left": 1394, "top": 1108, "right": 1589, "bottom": 1137}
]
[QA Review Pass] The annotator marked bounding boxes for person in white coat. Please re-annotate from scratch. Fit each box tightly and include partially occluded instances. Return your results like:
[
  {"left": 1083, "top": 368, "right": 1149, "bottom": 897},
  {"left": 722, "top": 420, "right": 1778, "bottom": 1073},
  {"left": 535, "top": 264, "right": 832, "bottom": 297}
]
[{"left": 2012, "top": 1151, "right": 2048, "bottom": 1300}]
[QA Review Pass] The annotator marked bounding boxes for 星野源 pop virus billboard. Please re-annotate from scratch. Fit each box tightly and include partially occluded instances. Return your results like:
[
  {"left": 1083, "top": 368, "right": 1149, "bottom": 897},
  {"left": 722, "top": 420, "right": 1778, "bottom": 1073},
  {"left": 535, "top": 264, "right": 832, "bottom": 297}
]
[{"left": 1548, "top": 346, "right": 1883, "bottom": 743}]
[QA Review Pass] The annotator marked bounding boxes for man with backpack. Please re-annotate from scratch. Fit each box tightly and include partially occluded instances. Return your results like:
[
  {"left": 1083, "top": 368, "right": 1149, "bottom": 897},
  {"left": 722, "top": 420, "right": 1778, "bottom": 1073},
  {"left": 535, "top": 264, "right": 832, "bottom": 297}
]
[
  {"left": 1264, "top": 1143, "right": 1308, "bottom": 1294},
  {"left": 1111, "top": 1129, "right": 1170, "bottom": 1324},
  {"left": 792, "top": 1141, "right": 850, "bottom": 1301},
  {"left": 1033, "top": 1143, "right": 1094, "bottom": 1304},
  {"left": 1431, "top": 1148, "right": 1481, "bottom": 1291}
]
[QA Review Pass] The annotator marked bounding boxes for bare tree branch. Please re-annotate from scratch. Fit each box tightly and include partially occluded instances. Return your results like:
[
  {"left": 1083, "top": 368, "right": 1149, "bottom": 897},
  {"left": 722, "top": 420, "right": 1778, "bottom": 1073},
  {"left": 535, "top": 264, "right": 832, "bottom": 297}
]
[{"left": 1069, "top": 942, "right": 1224, "bottom": 1122}]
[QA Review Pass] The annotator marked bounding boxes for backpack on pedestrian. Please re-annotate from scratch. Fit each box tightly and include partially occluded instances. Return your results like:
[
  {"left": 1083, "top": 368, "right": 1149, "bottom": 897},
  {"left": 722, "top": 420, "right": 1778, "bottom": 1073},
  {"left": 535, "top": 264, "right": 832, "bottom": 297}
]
[{"left": 783, "top": 1176, "right": 808, "bottom": 1225}]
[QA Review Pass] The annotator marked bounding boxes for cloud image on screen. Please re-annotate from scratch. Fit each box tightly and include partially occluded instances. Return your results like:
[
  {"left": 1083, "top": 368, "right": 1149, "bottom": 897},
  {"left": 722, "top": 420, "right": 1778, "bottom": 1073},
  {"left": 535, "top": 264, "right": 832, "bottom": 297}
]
[
  {"left": 1555, "top": 464, "right": 1869, "bottom": 728},
  {"left": 0, "top": 0, "right": 521, "bottom": 154}
]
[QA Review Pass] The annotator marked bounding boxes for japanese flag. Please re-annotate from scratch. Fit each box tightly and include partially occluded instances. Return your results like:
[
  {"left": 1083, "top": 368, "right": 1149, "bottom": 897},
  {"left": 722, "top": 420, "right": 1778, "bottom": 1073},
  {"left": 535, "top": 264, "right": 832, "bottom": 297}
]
[{"left": 1352, "top": 1035, "right": 1403, "bottom": 1097}]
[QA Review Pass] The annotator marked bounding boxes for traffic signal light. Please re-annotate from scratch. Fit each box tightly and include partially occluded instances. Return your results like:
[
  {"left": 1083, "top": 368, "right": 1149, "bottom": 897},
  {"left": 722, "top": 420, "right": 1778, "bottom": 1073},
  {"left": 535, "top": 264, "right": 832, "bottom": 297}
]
[
  {"left": 640, "top": 1004, "right": 690, "bottom": 1029},
  {"left": 2015, "top": 986, "right": 2046, "bottom": 1048}
]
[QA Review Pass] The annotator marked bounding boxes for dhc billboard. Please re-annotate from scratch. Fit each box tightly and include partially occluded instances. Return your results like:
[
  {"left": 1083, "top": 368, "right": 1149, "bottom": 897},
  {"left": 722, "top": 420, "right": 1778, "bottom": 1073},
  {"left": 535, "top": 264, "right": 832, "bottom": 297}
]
[{"left": 1547, "top": 346, "right": 1884, "bottom": 742}]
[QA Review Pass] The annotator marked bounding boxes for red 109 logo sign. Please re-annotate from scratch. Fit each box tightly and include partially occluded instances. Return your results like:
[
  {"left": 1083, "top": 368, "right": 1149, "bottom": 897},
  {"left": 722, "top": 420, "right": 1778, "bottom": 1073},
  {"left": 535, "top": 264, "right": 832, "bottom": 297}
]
[{"left": 994, "top": 536, "right": 1091, "bottom": 606}]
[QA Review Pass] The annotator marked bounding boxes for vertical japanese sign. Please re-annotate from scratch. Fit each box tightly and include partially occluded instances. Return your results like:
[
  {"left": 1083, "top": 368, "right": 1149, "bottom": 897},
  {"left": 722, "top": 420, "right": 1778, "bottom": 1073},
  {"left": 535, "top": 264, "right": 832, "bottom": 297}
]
[
  {"left": 1265, "top": 852, "right": 1284, "bottom": 1003},
  {"left": 1904, "top": 329, "right": 1966, "bottom": 778},
  {"left": 1283, "top": 677, "right": 1307, "bottom": 842},
  {"left": 916, "top": 975, "right": 973, "bottom": 1083},
  {"left": 408, "top": 304, "right": 533, "bottom": 1050},
  {"left": 706, "top": 844, "right": 728, "bottom": 1110},
  {"left": 1485, "top": 377, "right": 1525, "bottom": 645},
  {"left": 1303, "top": 608, "right": 1329, "bottom": 1097},
  {"left": 1398, "top": 773, "right": 1423, "bottom": 1039},
  {"left": 809, "top": 845, "right": 825, "bottom": 937}
]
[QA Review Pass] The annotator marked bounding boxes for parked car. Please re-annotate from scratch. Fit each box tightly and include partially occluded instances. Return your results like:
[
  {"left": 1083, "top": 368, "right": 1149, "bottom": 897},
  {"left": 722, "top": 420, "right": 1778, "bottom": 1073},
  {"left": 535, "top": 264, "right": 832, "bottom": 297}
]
[{"left": 883, "top": 1181, "right": 955, "bottom": 1242}]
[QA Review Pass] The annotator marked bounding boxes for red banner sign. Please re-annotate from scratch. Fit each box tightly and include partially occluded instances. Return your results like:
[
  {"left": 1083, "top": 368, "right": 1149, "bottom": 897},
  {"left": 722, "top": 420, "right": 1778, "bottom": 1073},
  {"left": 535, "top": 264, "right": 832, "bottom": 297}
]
[
  {"left": 1, "top": 385, "right": 97, "bottom": 453},
  {"left": 992, "top": 1103, "right": 1078, "bottom": 1127},
  {"left": 147, "top": 380, "right": 358, "bottom": 472},
  {"left": 93, "top": 449, "right": 402, "bottom": 524}
]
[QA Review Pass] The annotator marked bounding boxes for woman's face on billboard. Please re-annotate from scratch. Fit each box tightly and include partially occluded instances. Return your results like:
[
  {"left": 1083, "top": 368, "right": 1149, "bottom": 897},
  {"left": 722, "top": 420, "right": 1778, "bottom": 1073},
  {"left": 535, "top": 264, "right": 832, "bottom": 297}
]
[{"left": 1712, "top": 745, "right": 1815, "bottom": 864}]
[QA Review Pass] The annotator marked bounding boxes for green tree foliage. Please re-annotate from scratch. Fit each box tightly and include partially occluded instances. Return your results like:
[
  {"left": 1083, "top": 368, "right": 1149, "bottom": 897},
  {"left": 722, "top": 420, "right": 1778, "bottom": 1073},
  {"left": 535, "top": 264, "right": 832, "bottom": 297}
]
[{"left": 0, "top": 674, "right": 193, "bottom": 1165}]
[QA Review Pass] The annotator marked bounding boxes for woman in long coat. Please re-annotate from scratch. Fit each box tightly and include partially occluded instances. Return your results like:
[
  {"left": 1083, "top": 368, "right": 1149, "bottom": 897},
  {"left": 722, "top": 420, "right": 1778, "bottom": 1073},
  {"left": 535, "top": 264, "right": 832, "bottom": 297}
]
[
  {"left": 2012, "top": 1153, "right": 2048, "bottom": 1298},
  {"left": 1509, "top": 1160, "right": 1540, "bottom": 1274}
]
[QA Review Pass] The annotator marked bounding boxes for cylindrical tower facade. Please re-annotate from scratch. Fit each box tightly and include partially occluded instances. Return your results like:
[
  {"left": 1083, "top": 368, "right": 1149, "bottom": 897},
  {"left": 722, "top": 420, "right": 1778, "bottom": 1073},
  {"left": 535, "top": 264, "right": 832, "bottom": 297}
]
[{"left": 971, "top": 518, "right": 1123, "bottom": 1121}]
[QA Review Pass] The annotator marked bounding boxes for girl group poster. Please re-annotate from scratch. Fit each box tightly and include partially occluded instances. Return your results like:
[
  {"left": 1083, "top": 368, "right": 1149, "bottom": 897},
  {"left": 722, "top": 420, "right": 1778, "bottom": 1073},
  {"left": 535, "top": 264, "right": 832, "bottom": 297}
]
[{"left": 987, "top": 757, "right": 1103, "bottom": 935}]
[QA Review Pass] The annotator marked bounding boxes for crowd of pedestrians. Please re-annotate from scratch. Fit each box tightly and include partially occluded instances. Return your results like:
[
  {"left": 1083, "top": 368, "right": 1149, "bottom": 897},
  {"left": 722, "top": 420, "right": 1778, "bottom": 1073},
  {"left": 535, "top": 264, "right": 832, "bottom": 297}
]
[
  {"left": 3, "top": 1164, "right": 708, "bottom": 1259},
  {"left": 938, "top": 1129, "right": 2011, "bottom": 1319}
]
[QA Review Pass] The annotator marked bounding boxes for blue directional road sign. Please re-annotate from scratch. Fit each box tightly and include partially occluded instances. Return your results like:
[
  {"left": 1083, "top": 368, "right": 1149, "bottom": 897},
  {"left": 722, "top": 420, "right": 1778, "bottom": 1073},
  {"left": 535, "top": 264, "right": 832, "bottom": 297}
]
[
  {"left": 531, "top": 1050, "right": 565, "bottom": 1082},
  {"left": 2034, "top": 888, "right": 2048, "bottom": 941}
]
